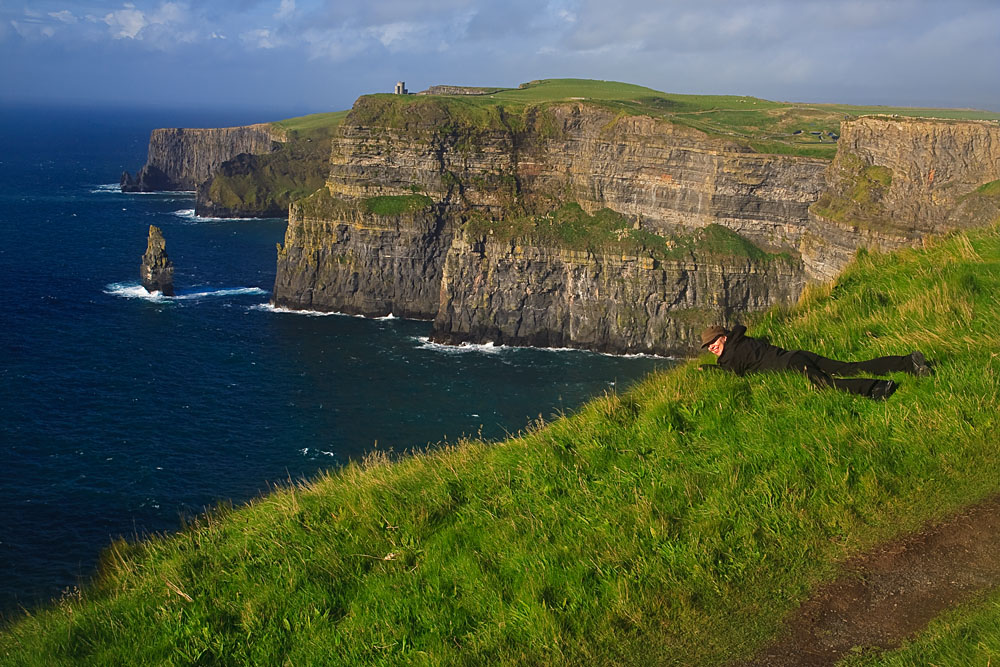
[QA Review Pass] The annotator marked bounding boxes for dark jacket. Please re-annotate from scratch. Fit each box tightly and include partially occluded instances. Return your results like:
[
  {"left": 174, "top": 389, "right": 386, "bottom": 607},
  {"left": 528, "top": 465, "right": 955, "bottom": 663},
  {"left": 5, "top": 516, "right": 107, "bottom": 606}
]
[{"left": 715, "top": 325, "right": 798, "bottom": 375}]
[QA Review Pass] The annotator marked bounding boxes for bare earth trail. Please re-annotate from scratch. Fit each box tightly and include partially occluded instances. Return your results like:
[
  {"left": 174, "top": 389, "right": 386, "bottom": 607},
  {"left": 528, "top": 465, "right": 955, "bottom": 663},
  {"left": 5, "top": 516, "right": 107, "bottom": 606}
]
[{"left": 739, "top": 494, "right": 1000, "bottom": 666}]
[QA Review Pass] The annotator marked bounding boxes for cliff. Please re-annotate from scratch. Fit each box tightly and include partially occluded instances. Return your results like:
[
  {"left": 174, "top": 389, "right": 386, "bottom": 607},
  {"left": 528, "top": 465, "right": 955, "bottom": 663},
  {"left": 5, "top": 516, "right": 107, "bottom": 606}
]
[
  {"left": 121, "top": 124, "right": 286, "bottom": 192},
  {"left": 806, "top": 116, "right": 1000, "bottom": 280},
  {"left": 272, "top": 90, "right": 1000, "bottom": 355},
  {"left": 194, "top": 111, "right": 348, "bottom": 218}
]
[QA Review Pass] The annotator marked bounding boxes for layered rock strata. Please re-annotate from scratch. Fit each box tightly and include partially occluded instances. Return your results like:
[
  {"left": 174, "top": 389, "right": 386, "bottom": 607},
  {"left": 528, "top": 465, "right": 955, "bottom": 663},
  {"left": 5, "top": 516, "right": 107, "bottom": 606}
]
[
  {"left": 140, "top": 225, "right": 174, "bottom": 296},
  {"left": 430, "top": 237, "right": 803, "bottom": 356},
  {"left": 274, "top": 96, "right": 1000, "bottom": 354},
  {"left": 804, "top": 117, "right": 1000, "bottom": 280},
  {"left": 273, "top": 190, "right": 453, "bottom": 319},
  {"left": 121, "top": 124, "right": 285, "bottom": 192}
]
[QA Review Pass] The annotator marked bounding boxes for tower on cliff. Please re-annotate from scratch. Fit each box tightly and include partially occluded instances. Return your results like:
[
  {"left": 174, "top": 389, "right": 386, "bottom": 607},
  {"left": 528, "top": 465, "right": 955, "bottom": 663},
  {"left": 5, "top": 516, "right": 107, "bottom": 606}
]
[{"left": 394, "top": 81, "right": 408, "bottom": 95}]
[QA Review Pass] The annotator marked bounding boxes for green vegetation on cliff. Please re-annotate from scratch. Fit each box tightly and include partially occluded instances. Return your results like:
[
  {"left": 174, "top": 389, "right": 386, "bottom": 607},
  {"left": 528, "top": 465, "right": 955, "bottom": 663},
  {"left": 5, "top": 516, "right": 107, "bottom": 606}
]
[
  {"left": 363, "top": 194, "right": 434, "bottom": 216},
  {"left": 3, "top": 219, "right": 1000, "bottom": 664},
  {"left": 465, "top": 202, "right": 787, "bottom": 263},
  {"left": 199, "top": 111, "right": 349, "bottom": 217},
  {"left": 811, "top": 152, "right": 896, "bottom": 229},
  {"left": 349, "top": 79, "right": 1000, "bottom": 159}
]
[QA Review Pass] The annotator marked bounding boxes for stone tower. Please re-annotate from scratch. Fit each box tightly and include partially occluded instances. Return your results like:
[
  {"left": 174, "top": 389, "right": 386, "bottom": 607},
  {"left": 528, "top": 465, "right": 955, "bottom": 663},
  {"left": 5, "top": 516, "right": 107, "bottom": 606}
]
[{"left": 394, "top": 81, "right": 408, "bottom": 95}]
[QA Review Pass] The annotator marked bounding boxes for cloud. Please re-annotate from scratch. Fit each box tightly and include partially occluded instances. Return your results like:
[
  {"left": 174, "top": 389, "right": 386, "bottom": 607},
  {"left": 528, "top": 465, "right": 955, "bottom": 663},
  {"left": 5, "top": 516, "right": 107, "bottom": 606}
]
[
  {"left": 48, "top": 10, "right": 78, "bottom": 24},
  {"left": 241, "top": 27, "right": 280, "bottom": 49},
  {"left": 274, "top": 0, "right": 295, "bottom": 20},
  {"left": 103, "top": 4, "right": 147, "bottom": 39}
]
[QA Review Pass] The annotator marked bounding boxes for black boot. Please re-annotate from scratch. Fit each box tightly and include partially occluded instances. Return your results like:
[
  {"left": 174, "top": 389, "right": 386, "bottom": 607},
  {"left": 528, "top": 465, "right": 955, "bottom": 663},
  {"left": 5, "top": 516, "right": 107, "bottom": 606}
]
[{"left": 870, "top": 380, "right": 899, "bottom": 400}]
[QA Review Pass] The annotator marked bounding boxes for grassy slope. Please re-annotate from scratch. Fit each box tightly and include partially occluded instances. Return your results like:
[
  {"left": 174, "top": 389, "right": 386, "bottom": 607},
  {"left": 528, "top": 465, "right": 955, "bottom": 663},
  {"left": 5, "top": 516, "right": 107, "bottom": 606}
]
[
  {"left": 359, "top": 79, "right": 1000, "bottom": 158},
  {"left": 201, "top": 111, "right": 350, "bottom": 214},
  {"left": 3, "top": 220, "right": 999, "bottom": 664}
]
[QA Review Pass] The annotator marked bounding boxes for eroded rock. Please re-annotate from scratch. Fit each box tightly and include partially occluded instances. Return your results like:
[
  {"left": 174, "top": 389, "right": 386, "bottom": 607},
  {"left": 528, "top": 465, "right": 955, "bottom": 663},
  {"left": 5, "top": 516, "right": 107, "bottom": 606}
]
[{"left": 140, "top": 225, "right": 175, "bottom": 296}]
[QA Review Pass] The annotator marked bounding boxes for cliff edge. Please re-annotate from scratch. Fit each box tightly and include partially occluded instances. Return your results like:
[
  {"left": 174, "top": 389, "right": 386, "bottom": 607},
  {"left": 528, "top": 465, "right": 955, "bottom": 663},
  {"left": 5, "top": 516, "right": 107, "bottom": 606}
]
[{"left": 121, "top": 123, "right": 286, "bottom": 192}]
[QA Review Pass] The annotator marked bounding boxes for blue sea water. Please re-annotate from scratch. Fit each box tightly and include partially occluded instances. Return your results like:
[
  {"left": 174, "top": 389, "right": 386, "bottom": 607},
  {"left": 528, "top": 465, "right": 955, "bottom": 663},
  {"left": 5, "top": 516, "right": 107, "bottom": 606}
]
[{"left": 0, "top": 105, "right": 673, "bottom": 615}]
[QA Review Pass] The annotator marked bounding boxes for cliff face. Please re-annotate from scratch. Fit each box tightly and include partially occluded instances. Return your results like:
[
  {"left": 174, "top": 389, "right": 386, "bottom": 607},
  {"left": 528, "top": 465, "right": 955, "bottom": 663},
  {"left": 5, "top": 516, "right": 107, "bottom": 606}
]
[
  {"left": 805, "top": 116, "right": 1000, "bottom": 280},
  {"left": 121, "top": 124, "right": 285, "bottom": 192},
  {"left": 431, "top": 237, "right": 803, "bottom": 356},
  {"left": 274, "top": 95, "right": 1000, "bottom": 355},
  {"left": 273, "top": 189, "right": 454, "bottom": 319},
  {"left": 327, "top": 100, "right": 828, "bottom": 253}
]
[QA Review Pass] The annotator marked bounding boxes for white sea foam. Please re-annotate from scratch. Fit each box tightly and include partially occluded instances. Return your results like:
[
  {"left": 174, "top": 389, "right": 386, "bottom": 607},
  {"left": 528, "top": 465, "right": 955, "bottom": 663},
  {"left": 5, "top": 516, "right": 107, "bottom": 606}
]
[
  {"left": 90, "top": 184, "right": 196, "bottom": 195},
  {"left": 105, "top": 282, "right": 267, "bottom": 301},
  {"left": 254, "top": 304, "right": 425, "bottom": 321},
  {"left": 415, "top": 337, "right": 504, "bottom": 354},
  {"left": 104, "top": 282, "right": 168, "bottom": 301},
  {"left": 172, "top": 209, "right": 275, "bottom": 222},
  {"left": 414, "top": 336, "right": 674, "bottom": 359},
  {"left": 253, "top": 303, "right": 361, "bottom": 317}
]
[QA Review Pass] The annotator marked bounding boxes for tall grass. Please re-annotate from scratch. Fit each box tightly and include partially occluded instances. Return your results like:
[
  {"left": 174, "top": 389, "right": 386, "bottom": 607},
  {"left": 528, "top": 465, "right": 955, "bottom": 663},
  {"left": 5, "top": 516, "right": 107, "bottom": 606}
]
[{"left": 2, "top": 224, "right": 1000, "bottom": 665}]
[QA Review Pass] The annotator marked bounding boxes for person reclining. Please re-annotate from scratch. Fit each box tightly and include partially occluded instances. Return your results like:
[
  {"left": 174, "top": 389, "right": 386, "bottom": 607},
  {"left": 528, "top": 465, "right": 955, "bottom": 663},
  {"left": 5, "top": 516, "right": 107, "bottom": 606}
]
[{"left": 699, "top": 324, "right": 932, "bottom": 400}]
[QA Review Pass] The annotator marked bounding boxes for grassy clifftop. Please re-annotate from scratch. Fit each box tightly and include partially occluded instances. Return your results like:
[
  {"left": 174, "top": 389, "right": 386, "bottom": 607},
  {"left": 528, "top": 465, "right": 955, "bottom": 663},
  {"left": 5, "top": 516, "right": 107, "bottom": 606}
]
[
  {"left": 3, "top": 217, "right": 999, "bottom": 662},
  {"left": 348, "top": 78, "right": 1000, "bottom": 159}
]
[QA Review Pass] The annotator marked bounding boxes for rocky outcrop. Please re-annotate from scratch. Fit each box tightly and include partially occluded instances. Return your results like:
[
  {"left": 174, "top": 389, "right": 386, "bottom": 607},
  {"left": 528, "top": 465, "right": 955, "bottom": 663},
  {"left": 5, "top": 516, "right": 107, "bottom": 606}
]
[
  {"left": 140, "top": 225, "right": 174, "bottom": 296},
  {"left": 805, "top": 116, "right": 1000, "bottom": 280},
  {"left": 121, "top": 124, "right": 286, "bottom": 192}
]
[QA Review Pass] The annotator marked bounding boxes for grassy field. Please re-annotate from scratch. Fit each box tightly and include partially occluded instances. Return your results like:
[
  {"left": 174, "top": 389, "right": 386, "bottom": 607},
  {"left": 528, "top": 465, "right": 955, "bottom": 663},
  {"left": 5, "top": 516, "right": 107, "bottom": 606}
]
[
  {"left": 2, "top": 216, "right": 999, "bottom": 663},
  {"left": 354, "top": 79, "right": 1000, "bottom": 159}
]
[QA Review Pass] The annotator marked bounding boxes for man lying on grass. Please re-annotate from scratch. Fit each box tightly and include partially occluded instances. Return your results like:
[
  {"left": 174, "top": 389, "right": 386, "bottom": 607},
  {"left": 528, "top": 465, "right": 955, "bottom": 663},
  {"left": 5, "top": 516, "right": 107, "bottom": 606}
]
[{"left": 699, "top": 324, "right": 932, "bottom": 400}]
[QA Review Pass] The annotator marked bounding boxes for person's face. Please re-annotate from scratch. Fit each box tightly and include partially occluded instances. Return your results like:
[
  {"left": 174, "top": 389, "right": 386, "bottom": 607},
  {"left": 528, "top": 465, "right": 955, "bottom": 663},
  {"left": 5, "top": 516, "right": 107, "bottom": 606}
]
[{"left": 708, "top": 335, "right": 726, "bottom": 357}]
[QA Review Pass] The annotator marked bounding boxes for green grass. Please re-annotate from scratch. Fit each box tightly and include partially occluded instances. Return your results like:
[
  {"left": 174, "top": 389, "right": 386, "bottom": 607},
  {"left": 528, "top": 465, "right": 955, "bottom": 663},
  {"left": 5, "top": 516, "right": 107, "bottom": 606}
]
[
  {"left": 3, "top": 220, "right": 1000, "bottom": 664},
  {"left": 464, "top": 202, "right": 787, "bottom": 263},
  {"left": 839, "top": 587, "right": 1000, "bottom": 666},
  {"left": 976, "top": 179, "right": 1000, "bottom": 196},
  {"left": 204, "top": 111, "right": 349, "bottom": 215},
  {"left": 363, "top": 194, "right": 434, "bottom": 216},
  {"left": 272, "top": 110, "right": 350, "bottom": 138},
  {"left": 350, "top": 79, "right": 1000, "bottom": 158}
]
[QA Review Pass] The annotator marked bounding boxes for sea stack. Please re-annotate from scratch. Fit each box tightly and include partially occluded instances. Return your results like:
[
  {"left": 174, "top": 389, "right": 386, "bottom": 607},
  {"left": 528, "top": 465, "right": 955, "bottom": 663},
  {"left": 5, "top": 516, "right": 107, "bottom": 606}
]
[{"left": 140, "top": 225, "right": 175, "bottom": 296}]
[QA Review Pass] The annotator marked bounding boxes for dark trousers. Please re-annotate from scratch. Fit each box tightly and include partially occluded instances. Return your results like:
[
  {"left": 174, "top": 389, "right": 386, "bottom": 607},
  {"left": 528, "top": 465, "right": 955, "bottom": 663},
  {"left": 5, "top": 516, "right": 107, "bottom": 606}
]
[{"left": 785, "top": 351, "right": 905, "bottom": 398}]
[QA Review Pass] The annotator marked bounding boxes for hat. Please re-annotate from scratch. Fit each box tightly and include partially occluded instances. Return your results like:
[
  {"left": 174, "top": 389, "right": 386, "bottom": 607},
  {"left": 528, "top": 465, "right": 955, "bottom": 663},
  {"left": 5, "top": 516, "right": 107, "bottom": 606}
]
[{"left": 700, "top": 325, "right": 726, "bottom": 348}]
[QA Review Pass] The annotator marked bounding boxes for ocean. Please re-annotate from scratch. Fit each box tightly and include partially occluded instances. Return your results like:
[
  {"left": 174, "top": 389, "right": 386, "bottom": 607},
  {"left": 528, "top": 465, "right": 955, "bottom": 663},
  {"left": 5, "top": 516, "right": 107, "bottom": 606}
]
[{"left": 0, "top": 105, "right": 672, "bottom": 615}]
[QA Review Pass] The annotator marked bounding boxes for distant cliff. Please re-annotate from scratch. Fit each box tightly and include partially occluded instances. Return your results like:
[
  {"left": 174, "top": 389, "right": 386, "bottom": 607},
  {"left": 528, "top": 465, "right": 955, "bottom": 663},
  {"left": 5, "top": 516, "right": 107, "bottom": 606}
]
[
  {"left": 121, "top": 124, "right": 285, "bottom": 192},
  {"left": 805, "top": 116, "right": 1000, "bottom": 279},
  {"left": 273, "top": 95, "right": 1000, "bottom": 355}
]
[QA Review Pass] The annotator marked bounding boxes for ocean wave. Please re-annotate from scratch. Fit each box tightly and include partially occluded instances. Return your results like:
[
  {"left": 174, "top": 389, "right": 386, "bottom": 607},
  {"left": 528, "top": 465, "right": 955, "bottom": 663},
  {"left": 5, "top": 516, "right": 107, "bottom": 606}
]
[
  {"left": 90, "top": 184, "right": 195, "bottom": 195},
  {"left": 253, "top": 303, "right": 363, "bottom": 317},
  {"left": 105, "top": 282, "right": 267, "bottom": 302},
  {"left": 172, "top": 209, "right": 277, "bottom": 222},
  {"left": 414, "top": 337, "right": 504, "bottom": 354},
  {"left": 414, "top": 336, "right": 673, "bottom": 359},
  {"left": 254, "top": 304, "right": 422, "bottom": 321}
]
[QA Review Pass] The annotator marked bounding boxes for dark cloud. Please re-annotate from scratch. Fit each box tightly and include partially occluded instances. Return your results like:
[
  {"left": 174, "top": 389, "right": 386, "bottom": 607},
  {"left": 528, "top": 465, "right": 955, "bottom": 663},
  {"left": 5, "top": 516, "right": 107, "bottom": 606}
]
[{"left": 0, "top": 0, "right": 996, "bottom": 112}]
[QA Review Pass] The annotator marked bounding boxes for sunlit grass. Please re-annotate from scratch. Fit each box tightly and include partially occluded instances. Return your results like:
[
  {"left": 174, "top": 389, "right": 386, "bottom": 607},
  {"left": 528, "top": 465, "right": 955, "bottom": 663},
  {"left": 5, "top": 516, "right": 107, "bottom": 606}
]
[{"left": 2, "top": 224, "right": 1000, "bottom": 665}]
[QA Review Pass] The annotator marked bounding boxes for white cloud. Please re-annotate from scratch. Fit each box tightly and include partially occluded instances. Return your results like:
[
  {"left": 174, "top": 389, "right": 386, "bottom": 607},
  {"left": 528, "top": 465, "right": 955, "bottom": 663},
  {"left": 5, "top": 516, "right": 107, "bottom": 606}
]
[
  {"left": 275, "top": 0, "right": 295, "bottom": 20},
  {"left": 103, "top": 5, "right": 147, "bottom": 39},
  {"left": 48, "top": 10, "right": 77, "bottom": 24},
  {"left": 241, "top": 27, "right": 280, "bottom": 49}
]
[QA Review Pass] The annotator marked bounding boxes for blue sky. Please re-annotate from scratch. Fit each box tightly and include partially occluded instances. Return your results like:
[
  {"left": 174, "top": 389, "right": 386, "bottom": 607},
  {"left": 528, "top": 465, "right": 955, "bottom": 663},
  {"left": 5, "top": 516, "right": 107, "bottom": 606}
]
[{"left": 2, "top": 0, "right": 998, "bottom": 116}]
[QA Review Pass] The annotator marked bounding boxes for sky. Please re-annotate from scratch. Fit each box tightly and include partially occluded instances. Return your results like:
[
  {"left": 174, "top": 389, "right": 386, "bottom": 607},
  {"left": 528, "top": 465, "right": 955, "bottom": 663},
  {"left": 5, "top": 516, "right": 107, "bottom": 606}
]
[{"left": 1, "top": 0, "right": 998, "bottom": 118}]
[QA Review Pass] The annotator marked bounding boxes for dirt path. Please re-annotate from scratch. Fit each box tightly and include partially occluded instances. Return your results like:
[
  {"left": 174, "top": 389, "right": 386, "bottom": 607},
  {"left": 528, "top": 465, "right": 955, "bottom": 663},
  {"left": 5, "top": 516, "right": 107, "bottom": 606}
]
[{"left": 739, "top": 494, "right": 1000, "bottom": 666}]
